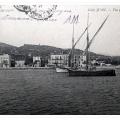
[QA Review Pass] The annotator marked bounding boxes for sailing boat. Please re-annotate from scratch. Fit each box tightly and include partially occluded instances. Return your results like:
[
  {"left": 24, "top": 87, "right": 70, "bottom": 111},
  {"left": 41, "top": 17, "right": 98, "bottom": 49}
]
[
  {"left": 56, "top": 22, "right": 90, "bottom": 73},
  {"left": 68, "top": 14, "right": 116, "bottom": 76}
]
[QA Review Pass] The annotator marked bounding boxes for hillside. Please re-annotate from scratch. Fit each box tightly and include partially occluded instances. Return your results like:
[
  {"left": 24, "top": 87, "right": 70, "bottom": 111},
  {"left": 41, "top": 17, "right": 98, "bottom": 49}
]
[
  {"left": 0, "top": 42, "right": 110, "bottom": 58},
  {"left": 18, "top": 44, "right": 63, "bottom": 57},
  {"left": 0, "top": 42, "right": 119, "bottom": 65},
  {"left": 0, "top": 42, "right": 18, "bottom": 55}
]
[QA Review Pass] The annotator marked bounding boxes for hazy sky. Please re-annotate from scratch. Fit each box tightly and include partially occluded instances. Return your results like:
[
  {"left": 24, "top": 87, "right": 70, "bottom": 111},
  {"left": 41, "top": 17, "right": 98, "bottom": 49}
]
[{"left": 0, "top": 5, "right": 120, "bottom": 56}]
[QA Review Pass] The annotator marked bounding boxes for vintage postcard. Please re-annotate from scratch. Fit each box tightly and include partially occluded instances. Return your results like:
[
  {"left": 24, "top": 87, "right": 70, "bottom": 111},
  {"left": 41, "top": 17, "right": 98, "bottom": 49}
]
[{"left": 0, "top": 5, "right": 120, "bottom": 115}]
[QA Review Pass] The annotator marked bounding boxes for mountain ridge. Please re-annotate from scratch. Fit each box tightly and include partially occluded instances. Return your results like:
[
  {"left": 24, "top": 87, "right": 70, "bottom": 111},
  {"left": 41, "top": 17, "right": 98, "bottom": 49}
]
[{"left": 0, "top": 42, "right": 118, "bottom": 58}]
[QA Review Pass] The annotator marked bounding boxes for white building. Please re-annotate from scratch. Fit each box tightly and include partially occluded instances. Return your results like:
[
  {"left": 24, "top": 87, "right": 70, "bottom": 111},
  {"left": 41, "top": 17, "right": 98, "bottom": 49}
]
[
  {"left": 33, "top": 56, "right": 41, "bottom": 62},
  {"left": 15, "top": 60, "right": 25, "bottom": 67},
  {"left": 49, "top": 54, "right": 69, "bottom": 67},
  {"left": 49, "top": 53, "right": 87, "bottom": 68},
  {"left": 69, "top": 54, "right": 86, "bottom": 68},
  {"left": 14, "top": 54, "right": 25, "bottom": 67},
  {"left": 79, "top": 55, "right": 86, "bottom": 67},
  {"left": 33, "top": 56, "right": 41, "bottom": 67},
  {"left": 0, "top": 54, "right": 11, "bottom": 68}
]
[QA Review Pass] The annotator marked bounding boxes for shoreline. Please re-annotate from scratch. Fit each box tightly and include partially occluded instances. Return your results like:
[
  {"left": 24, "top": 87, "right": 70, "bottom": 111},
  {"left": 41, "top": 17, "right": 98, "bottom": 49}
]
[
  {"left": 0, "top": 67, "right": 54, "bottom": 70},
  {"left": 0, "top": 65, "right": 119, "bottom": 70}
]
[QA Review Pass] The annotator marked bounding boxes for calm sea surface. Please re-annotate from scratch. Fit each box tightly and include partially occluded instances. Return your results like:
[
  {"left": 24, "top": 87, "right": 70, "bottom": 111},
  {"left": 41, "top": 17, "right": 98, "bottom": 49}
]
[{"left": 0, "top": 68, "right": 120, "bottom": 115}]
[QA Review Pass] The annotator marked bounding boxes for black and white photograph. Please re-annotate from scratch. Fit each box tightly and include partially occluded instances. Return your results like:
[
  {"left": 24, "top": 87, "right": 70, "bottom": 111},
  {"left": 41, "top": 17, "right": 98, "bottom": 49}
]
[{"left": 0, "top": 4, "right": 120, "bottom": 116}]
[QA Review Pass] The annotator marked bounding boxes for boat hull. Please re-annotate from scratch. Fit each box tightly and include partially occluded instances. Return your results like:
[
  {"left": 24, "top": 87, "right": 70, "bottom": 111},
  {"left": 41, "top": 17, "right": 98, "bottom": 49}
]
[
  {"left": 68, "top": 69, "right": 116, "bottom": 76},
  {"left": 56, "top": 67, "right": 68, "bottom": 73}
]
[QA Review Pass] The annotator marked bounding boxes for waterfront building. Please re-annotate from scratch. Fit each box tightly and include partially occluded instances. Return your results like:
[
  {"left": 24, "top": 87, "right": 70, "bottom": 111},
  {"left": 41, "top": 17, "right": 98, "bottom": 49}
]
[
  {"left": 33, "top": 56, "right": 41, "bottom": 67},
  {"left": 15, "top": 60, "right": 25, "bottom": 67},
  {"left": 71, "top": 53, "right": 86, "bottom": 68},
  {"left": 49, "top": 52, "right": 87, "bottom": 68},
  {"left": 49, "top": 54, "right": 69, "bottom": 67},
  {"left": 14, "top": 54, "right": 25, "bottom": 67},
  {"left": 0, "top": 54, "right": 11, "bottom": 68}
]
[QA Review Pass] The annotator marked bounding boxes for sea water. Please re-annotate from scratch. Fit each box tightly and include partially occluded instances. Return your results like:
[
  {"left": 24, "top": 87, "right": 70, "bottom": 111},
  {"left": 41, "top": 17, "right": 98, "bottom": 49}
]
[{"left": 0, "top": 69, "right": 120, "bottom": 114}]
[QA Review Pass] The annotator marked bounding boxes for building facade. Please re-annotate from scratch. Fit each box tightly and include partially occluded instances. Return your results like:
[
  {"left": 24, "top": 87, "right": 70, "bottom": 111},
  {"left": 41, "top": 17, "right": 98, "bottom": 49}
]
[
  {"left": 49, "top": 53, "right": 87, "bottom": 68},
  {"left": 71, "top": 54, "right": 86, "bottom": 68},
  {"left": 15, "top": 60, "right": 25, "bottom": 67},
  {"left": 49, "top": 54, "right": 69, "bottom": 67},
  {"left": 14, "top": 54, "right": 25, "bottom": 67},
  {"left": 0, "top": 54, "right": 11, "bottom": 68},
  {"left": 33, "top": 56, "right": 41, "bottom": 67}
]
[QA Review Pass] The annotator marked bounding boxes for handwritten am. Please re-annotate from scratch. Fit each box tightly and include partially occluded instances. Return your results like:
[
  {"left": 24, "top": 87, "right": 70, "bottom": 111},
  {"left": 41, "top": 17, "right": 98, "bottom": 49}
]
[{"left": 64, "top": 14, "right": 79, "bottom": 24}]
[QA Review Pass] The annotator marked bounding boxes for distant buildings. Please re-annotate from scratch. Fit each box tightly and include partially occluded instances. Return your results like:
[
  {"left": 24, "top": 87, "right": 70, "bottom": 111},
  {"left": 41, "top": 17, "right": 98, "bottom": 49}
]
[
  {"left": 0, "top": 53, "right": 106, "bottom": 68},
  {"left": 48, "top": 53, "right": 87, "bottom": 68},
  {"left": 0, "top": 52, "right": 114, "bottom": 68},
  {"left": 0, "top": 54, "right": 11, "bottom": 68}
]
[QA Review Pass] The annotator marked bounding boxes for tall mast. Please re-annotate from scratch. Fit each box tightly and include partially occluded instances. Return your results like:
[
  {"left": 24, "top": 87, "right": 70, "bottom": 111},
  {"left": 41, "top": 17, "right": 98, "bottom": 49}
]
[
  {"left": 85, "top": 15, "right": 109, "bottom": 51},
  {"left": 68, "top": 22, "right": 75, "bottom": 67},
  {"left": 86, "top": 13, "right": 89, "bottom": 70},
  {"left": 72, "top": 23, "right": 74, "bottom": 50},
  {"left": 71, "top": 22, "right": 75, "bottom": 67},
  {"left": 68, "top": 23, "right": 91, "bottom": 55}
]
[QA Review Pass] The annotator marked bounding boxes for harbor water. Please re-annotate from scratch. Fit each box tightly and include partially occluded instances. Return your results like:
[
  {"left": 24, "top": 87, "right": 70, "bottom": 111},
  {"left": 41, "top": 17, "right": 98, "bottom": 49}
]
[{"left": 0, "top": 69, "right": 120, "bottom": 114}]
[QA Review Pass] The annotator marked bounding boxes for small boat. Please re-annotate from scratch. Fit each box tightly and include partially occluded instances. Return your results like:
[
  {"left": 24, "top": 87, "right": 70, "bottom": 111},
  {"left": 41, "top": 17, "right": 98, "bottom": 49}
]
[{"left": 56, "top": 67, "right": 68, "bottom": 73}]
